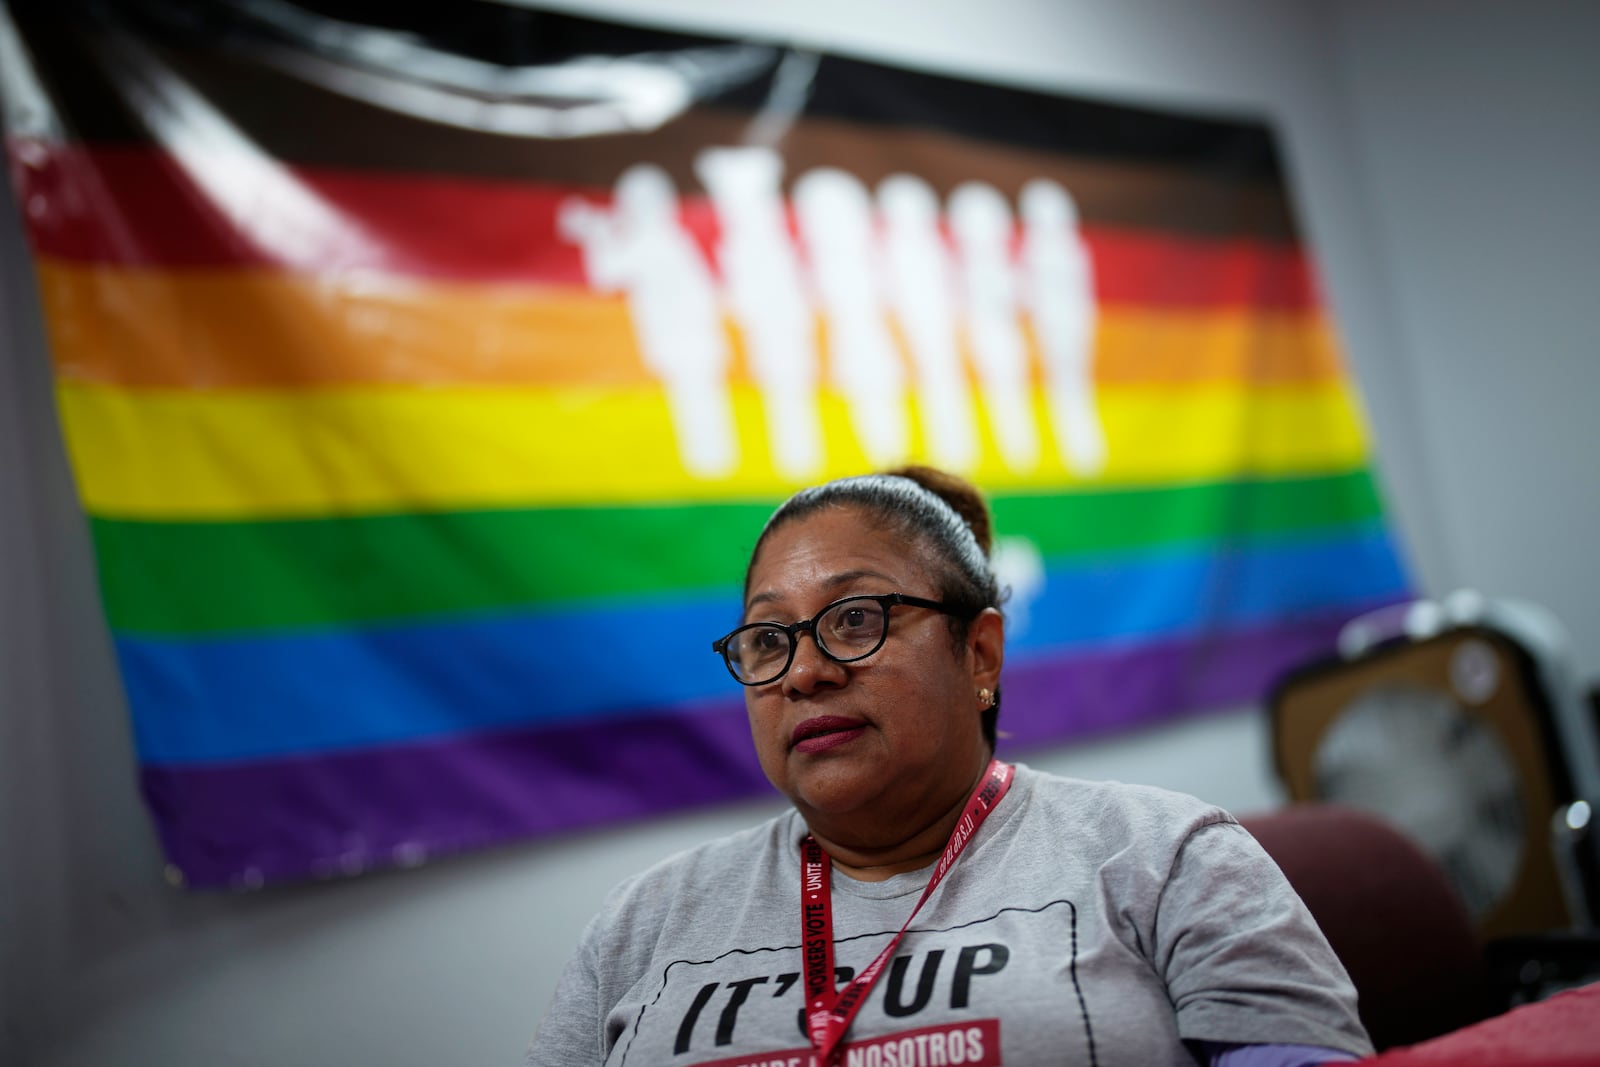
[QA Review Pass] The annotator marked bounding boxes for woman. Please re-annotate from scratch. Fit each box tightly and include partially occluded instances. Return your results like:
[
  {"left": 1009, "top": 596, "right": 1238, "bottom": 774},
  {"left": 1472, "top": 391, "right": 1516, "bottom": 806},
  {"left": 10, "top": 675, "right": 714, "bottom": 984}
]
[{"left": 528, "top": 468, "right": 1371, "bottom": 1067}]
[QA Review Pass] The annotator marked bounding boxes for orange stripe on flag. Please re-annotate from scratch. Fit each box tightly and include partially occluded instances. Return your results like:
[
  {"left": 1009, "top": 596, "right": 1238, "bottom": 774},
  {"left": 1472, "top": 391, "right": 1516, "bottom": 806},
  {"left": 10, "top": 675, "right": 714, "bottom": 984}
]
[{"left": 37, "top": 260, "right": 1345, "bottom": 390}]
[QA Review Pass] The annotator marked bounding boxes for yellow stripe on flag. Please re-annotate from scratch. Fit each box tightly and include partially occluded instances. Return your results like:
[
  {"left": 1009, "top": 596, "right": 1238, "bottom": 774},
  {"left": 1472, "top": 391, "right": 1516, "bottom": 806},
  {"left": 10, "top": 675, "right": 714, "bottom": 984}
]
[{"left": 58, "top": 380, "right": 1371, "bottom": 518}]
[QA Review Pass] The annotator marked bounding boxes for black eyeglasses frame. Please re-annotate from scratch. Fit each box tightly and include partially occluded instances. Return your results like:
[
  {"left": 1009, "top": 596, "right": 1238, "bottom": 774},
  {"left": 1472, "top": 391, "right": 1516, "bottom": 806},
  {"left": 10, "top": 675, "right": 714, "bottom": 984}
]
[{"left": 711, "top": 592, "right": 973, "bottom": 687}]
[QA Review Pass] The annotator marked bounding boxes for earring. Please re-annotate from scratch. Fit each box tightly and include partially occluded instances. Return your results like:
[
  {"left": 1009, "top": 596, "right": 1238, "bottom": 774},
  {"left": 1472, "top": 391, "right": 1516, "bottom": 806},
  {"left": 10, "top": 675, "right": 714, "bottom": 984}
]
[{"left": 977, "top": 688, "right": 994, "bottom": 709}]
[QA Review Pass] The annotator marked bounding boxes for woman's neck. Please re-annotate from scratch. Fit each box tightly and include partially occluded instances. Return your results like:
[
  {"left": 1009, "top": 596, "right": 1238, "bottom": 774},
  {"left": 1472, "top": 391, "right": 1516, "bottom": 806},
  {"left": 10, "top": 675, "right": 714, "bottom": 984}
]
[
  {"left": 824, "top": 843, "right": 944, "bottom": 883},
  {"left": 804, "top": 759, "right": 993, "bottom": 883}
]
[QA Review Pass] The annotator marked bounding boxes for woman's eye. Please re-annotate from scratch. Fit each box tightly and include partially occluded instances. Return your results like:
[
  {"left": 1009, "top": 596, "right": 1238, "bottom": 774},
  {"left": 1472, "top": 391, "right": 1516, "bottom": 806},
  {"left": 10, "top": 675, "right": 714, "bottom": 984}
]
[
  {"left": 828, "top": 605, "right": 881, "bottom": 639},
  {"left": 750, "top": 628, "right": 786, "bottom": 653}
]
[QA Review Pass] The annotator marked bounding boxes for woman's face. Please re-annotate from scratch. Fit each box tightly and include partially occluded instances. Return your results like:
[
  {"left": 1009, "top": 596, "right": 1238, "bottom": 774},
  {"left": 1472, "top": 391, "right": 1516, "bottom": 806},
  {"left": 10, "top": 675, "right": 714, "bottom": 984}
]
[{"left": 740, "top": 505, "right": 1003, "bottom": 837}]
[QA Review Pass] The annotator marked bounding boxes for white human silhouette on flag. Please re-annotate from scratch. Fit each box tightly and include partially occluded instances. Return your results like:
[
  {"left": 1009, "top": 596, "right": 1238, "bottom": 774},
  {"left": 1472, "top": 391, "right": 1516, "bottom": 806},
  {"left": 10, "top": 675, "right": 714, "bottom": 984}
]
[
  {"left": 950, "top": 181, "right": 1041, "bottom": 473},
  {"left": 1021, "top": 178, "right": 1107, "bottom": 474},
  {"left": 559, "top": 164, "right": 737, "bottom": 478},
  {"left": 794, "top": 167, "right": 910, "bottom": 468},
  {"left": 696, "top": 146, "right": 824, "bottom": 480},
  {"left": 879, "top": 173, "right": 979, "bottom": 473}
]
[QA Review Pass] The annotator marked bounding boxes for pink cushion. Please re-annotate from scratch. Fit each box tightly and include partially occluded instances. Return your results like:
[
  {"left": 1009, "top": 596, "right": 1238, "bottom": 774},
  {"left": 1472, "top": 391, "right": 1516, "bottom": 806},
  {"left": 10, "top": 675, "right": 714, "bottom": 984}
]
[{"left": 1358, "top": 981, "right": 1600, "bottom": 1065}]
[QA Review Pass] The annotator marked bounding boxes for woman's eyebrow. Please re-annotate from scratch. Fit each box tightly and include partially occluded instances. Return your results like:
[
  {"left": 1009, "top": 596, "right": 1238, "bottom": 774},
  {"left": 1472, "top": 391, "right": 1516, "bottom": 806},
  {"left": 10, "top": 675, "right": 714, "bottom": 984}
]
[{"left": 744, "top": 569, "right": 900, "bottom": 613}]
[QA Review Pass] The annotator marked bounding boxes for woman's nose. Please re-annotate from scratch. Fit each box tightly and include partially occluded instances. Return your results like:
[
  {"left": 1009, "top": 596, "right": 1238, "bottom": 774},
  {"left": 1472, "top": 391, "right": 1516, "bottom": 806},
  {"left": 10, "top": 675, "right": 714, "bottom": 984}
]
[{"left": 781, "top": 633, "right": 848, "bottom": 696}]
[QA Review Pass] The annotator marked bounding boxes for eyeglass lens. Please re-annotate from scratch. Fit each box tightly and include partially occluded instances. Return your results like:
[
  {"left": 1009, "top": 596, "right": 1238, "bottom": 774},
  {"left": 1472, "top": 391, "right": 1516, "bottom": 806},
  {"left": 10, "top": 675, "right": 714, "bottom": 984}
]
[{"left": 726, "top": 598, "right": 889, "bottom": 684}]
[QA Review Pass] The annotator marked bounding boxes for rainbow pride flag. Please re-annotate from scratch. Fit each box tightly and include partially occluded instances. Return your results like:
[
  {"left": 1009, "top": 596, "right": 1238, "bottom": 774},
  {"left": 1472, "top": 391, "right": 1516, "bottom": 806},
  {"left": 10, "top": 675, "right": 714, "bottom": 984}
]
[{"left": 1, "top": 4, "right": 1409, "bottom": 887}]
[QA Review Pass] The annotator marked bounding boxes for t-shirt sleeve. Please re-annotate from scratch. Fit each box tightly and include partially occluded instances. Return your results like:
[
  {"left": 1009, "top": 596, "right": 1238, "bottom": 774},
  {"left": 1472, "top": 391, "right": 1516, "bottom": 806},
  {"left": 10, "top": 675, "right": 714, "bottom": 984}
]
[
  {"left": 1154, "top": 819, "right": 1374, "bottom": 1057},
  {"left": 524, "top": 914, "right": 609, "bottom": 1067}
]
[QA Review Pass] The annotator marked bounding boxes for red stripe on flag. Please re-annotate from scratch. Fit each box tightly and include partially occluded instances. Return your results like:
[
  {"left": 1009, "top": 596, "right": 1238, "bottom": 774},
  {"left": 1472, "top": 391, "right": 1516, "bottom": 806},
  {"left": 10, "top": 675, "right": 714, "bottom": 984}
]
[{"left": 11, "top": 140, "right": 1318, "bottom": 308}]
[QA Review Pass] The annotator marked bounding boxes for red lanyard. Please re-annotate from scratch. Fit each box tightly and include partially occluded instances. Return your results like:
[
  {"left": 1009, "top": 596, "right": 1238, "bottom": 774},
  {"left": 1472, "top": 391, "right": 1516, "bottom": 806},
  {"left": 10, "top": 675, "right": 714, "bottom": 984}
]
[{"left": 799, "top": 759, "right": 1013, "bottom": 1066}]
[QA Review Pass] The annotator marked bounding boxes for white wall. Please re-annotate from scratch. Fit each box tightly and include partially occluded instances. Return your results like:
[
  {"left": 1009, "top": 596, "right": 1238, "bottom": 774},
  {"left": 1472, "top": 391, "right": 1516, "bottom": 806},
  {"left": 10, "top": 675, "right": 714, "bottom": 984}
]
[
  {"left": 2, "top": 2, "right": 1595, "bottom": 1064},
  {"left": 1333, "top": 0, "right": 1600, "bottom": 678}
]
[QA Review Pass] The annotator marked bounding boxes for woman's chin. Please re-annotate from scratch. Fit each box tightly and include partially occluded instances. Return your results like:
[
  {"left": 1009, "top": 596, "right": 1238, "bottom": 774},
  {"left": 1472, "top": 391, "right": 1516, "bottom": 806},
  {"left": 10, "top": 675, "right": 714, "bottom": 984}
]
[{"left": 780, "top": 757, "right": 875, "bottom": 808}]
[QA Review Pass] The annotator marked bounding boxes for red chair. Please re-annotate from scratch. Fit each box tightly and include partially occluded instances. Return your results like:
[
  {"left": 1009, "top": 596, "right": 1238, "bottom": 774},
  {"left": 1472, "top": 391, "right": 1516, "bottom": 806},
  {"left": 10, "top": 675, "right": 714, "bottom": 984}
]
[{"left": 1241, "top": 804, "right": 1493, "bottom": 1050}]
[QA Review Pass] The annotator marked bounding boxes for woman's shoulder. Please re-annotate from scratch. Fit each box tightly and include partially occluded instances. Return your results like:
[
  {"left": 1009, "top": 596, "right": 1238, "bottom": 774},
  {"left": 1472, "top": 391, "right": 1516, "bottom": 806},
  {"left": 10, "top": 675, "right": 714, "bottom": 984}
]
[
  {"left": 602, "top": 808, "right": 801, "bottom": 909},
  {"left": 1008, "top": 762, "right": 1239, "bottom": 847}
]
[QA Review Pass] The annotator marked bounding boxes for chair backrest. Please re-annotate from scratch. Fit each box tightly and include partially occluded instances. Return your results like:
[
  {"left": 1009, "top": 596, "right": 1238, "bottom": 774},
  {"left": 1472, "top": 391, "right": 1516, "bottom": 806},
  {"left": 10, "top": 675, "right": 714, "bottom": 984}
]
[{"left": 1242, "top": 803, "right": 1492, "bottom": 1050}]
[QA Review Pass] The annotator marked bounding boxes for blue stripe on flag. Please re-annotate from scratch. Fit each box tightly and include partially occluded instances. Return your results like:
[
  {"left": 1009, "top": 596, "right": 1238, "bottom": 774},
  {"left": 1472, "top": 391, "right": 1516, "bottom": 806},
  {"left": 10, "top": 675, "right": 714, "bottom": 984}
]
[{"left": 120, "top": 523, "right": 1407, "bottom": 764}]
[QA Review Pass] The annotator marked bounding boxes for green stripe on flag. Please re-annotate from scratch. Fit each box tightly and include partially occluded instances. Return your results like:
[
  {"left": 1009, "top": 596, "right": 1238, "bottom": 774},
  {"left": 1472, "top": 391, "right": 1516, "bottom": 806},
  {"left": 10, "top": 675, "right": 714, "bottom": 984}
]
[
  {"left": 990, "top": 467, "right": 1384, "bottom": 556},
  {"left": 92, "top": 469, "right": 1384, "bottom": 636}
]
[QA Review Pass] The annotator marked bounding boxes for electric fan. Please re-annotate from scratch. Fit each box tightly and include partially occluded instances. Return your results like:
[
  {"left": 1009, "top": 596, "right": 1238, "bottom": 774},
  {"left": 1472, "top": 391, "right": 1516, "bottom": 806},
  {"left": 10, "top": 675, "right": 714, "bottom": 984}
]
[{"left": 1270, "top": 619, "right": 1586, "bottom": 939}]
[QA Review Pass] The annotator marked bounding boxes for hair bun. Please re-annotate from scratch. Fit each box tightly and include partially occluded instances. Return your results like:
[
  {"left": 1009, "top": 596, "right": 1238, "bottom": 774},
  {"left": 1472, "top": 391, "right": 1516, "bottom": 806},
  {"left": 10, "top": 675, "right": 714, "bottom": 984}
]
[{"left": 883, "top": 465, "right": 994, "bottom": 555}]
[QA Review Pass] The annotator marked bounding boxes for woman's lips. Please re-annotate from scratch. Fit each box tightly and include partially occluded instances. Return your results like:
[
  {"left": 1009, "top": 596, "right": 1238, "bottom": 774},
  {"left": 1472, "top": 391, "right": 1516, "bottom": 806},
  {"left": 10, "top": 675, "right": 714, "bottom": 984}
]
[{"left": 791, "top": 716, "right": 868, "bottom": 754}]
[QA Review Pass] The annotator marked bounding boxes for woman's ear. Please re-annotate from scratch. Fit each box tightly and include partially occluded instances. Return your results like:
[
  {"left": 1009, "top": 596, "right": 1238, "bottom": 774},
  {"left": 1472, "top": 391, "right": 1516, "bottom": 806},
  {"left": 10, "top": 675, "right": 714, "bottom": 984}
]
[{"left": 967, "top": 607, "right": 1005, "bottom": 691}]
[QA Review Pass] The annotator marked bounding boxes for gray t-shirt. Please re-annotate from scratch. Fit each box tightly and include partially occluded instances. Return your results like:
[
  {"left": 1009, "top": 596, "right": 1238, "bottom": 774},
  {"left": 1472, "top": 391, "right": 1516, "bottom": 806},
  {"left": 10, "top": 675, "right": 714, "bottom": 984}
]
[{"left": 526, "top": 765, "right": 1372, "bottom": 1066}]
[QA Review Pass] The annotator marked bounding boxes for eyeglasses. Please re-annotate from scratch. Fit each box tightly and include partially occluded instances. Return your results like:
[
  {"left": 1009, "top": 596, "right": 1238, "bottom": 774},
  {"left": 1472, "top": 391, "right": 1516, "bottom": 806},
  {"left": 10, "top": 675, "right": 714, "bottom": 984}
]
[{"left": 712, "top": 593, "right": 971, "bottom": 686}]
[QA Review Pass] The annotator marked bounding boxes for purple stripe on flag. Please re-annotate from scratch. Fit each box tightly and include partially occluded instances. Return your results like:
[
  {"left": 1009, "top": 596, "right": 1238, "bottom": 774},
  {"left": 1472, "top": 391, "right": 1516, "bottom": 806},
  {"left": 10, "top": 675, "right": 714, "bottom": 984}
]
[
  {"left": 998, "top": 606, "right": 1370, "bottom": 747},
  {"left": 141, "top": 705, "right": 769, "bottom": 889},
  {"left": 143, "top": 607, "right": 1379, "bottom": 888}
]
